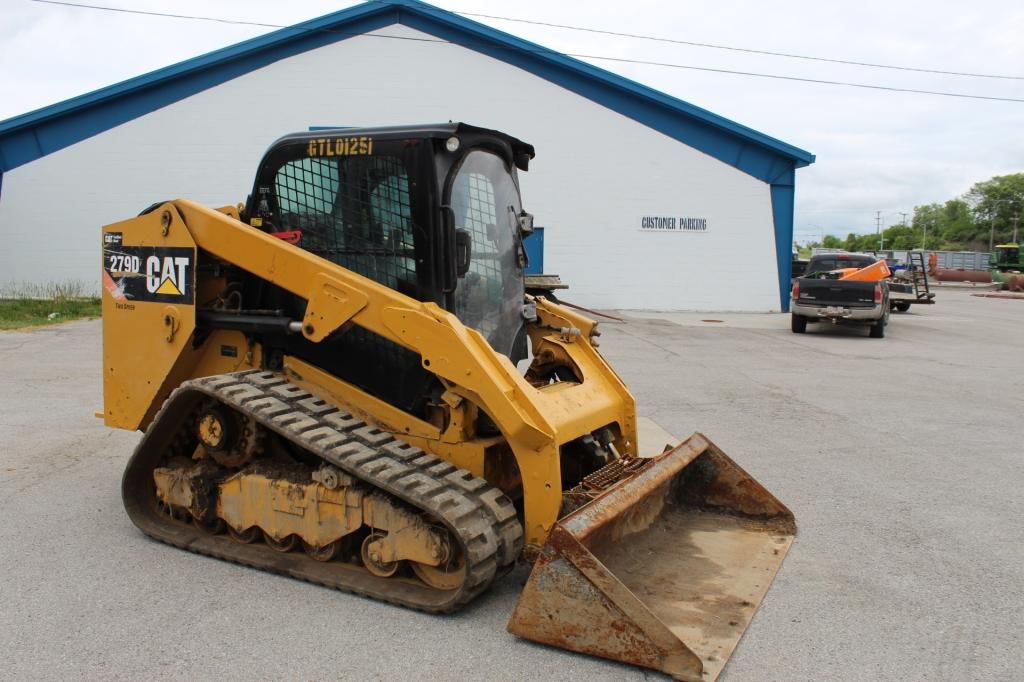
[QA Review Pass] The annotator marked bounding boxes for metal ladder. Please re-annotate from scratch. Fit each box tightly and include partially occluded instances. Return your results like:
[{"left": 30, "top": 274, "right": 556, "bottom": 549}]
[{"left": 908, "top": 251, "right": 935, "bottom": 302}]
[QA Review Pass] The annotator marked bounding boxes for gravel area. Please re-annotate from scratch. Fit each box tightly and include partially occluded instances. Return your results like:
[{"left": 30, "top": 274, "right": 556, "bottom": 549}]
[{"left": 0, "top": 289, "right": 1019, "bottom": 681}]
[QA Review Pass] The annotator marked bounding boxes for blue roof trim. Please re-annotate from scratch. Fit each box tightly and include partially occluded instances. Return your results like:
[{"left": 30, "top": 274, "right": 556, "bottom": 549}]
[{"left": 0, "top": 0, "right": 813, "bottom": 180}]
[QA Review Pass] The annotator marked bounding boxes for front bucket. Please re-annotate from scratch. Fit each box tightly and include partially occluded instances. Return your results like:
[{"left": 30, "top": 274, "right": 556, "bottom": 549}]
[{"left": 507, "top": 433, "right": 795, "bottom": 681}]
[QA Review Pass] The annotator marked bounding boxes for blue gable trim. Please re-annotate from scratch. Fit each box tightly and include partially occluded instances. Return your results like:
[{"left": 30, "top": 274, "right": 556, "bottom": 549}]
[{"left": 0, "top": 0, "right": 812, "bottom": 181}]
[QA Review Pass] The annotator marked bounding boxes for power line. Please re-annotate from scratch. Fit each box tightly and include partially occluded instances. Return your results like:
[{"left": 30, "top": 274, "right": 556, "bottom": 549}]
[
  {"left": 26, "top": 0, "right": 1024, "bottom": 104},
  {"left": 454, "top": 10, "right": 1024, "bottom": 81},
  {"left": 29, "top": 0, "right": 301, "bottom": 29},
  {"left": 546, "top": 54, "right": 1024, "bottom": 103}
]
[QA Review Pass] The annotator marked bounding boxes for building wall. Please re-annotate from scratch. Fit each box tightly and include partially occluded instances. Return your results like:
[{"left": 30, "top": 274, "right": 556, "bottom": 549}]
[{"left": 0, "top": 25, "right": 779, "bottom": 311}]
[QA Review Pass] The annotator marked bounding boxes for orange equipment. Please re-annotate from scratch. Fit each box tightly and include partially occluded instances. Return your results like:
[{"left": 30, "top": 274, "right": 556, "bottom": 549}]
[{"left": 839, "top": 260, "right": 891, "bottom": 282}]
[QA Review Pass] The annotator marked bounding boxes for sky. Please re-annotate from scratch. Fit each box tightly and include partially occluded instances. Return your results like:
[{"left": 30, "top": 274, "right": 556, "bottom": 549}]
[{"left": 2, "top": 0, "right": 1023, "bottom": 243}]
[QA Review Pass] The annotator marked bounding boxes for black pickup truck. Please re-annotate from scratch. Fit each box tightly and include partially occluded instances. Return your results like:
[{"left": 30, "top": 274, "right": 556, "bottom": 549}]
[{"left": 790, "top": 253, "right": 890, "bottom": 338}]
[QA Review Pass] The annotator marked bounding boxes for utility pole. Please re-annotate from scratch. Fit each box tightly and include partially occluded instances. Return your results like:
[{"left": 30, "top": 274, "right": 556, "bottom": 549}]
[
  {"left": 876, "top": 210, "right": 883, "bottom": 251},
  {"left": 899, "top": 212, "right": 908, "bottom": 254},
  {"left": 986, "top": 199, "right": 1018, "bottom": 251}
]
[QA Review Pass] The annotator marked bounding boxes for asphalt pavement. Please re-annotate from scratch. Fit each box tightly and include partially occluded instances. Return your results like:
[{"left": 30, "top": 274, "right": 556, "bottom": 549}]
[{"left": 1, "top": 289, "right": 1020, "bottom": 681}]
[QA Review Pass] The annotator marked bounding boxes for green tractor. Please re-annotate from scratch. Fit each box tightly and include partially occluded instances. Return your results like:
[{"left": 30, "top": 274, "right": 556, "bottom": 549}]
[{"left": 990, "top": 244, "right": 1024, "bottom": 272}]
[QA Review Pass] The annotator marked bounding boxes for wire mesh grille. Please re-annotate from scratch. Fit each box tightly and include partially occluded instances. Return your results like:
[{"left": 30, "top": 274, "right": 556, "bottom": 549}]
[
  {"left": 454, "top": 171, "right": 505, "bottom": 340},
  {"left": 463, "top": 172, "right": 502, "bottom": 285},
  {"left": 274, "top": 155, "right": 418, "bottom": 291},
  {"left": 272, "top": 154, "right": 428, "bottom": 411}
]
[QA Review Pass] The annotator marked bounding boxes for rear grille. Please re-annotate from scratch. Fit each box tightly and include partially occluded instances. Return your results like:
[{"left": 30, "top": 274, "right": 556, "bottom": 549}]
[{"left": 562, "top": 456, "right": 651, "bottom": 515}]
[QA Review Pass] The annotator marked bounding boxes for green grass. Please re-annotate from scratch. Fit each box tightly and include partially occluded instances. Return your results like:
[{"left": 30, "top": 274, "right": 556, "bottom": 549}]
[{"left": 0, "top": 281, "right": 101, "bottom": 330}]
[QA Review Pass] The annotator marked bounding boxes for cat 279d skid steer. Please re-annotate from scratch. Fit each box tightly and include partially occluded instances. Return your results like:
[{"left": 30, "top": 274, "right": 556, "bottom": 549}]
[{"left": 101, "top": 123, "right": 794, "bottom": 681}]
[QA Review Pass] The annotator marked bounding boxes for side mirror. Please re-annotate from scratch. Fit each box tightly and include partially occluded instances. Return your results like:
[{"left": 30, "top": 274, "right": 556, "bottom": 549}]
[
  {"left": 518, "top": 211, "right": 535, "bottom": 235},
  {"left": 455, "top": 228, "right": 472, "bottom": 278}
]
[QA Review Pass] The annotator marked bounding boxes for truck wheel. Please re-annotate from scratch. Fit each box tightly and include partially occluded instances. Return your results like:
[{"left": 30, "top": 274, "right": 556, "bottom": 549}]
[
  {"left": 895, "top": 302, "right": 911, "bottom": 312},
  {"left": 791, "top": 314, "right": 807, "bottom": 334},
  {"left": 869, "top": 318, "right": 886, "bottom": 338}
]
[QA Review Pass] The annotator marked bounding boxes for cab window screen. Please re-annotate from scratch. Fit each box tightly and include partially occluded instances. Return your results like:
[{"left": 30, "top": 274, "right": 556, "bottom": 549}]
[
  {"left": 276, "top": 158, "right": 338, "bottom": 214},
  {"left": 273, "top": 155, "right": 417, "bottom": 293}
]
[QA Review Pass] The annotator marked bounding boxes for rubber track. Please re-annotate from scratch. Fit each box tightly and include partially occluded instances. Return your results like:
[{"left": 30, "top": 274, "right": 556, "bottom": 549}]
[{"left": 122, "top": 370, "right": 524, "bottom": 613}]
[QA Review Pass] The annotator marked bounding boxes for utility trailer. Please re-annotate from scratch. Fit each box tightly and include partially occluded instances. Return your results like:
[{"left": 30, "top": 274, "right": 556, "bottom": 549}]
[{"left": 888, "top": 251, "right": 935, "bottom": 312}]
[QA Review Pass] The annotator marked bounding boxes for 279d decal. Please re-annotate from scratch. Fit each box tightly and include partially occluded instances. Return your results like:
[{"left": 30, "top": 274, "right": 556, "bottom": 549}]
[{"left": 102, "top": 233, "right": 195, "bottom": 304}]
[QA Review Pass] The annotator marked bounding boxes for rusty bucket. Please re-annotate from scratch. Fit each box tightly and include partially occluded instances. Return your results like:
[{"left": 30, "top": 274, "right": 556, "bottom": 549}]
[{"left": 507, "top": 433, "right": 795, "bottom": 681}]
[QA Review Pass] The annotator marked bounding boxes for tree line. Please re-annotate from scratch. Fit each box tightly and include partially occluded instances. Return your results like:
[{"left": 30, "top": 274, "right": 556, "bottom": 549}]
[{"left": 806, "top": 173, "right": 1024, "bottom": 253}]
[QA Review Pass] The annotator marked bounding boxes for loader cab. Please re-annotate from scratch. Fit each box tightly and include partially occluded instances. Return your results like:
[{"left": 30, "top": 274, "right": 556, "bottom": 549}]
[
  {"left": 243, "top": 124, "right": 534, "bottom": 412},
  {"left": 991, "top": 244, "right": 1020, "bottom": 269}
]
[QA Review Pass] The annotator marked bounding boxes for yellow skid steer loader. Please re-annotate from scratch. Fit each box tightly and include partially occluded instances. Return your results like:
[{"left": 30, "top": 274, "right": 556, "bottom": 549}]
[{"left": 101, "top": 124, "right": 794, "bottom": 681}]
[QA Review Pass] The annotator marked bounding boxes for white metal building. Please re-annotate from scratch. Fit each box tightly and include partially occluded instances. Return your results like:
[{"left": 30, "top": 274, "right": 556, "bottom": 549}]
[{"left": 0, "top": 0, "right": 813, "bottom": 311}]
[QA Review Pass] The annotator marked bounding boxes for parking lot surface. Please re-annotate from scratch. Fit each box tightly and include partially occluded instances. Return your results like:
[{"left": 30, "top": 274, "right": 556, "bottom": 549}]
[{"left": 1, "top": 289, "right": 1020, "bottom": 681}]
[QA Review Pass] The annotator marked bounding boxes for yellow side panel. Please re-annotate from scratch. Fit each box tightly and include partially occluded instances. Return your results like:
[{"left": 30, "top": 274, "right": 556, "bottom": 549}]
[{"left": 102, "top": 209, "right": 198, "bottom": 430}]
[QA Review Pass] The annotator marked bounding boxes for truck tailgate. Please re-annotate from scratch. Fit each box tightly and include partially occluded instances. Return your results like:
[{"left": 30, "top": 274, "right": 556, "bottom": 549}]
[{"left": 796, "top": 279, "right": 876, "bottom": 307}]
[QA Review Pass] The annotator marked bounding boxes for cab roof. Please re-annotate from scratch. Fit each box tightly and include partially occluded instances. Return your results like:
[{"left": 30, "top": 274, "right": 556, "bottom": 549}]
[{"left": 268, "top": 122, "right": 535, "bottom": 170}]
